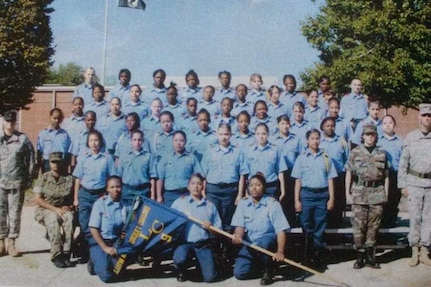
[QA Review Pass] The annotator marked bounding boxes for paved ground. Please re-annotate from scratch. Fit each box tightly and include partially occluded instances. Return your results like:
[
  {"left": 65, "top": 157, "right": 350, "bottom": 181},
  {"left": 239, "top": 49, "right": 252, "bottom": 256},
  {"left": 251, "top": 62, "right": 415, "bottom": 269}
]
[{"left": 1, "top": 206, "right": 431, "bottom": 287}]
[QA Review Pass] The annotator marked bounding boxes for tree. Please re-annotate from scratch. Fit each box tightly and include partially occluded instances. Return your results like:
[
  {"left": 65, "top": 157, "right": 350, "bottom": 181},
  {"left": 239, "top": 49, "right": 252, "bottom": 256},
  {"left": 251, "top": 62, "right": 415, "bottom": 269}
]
[
  {"left": 300, "top": 0, "right": 431, "bottom": 108},
  {"left": 0, "top": 0, "right": 54, "bottom": 114},
  {"left": 46, "top": 62, "right": 83, "bottom": 86}
]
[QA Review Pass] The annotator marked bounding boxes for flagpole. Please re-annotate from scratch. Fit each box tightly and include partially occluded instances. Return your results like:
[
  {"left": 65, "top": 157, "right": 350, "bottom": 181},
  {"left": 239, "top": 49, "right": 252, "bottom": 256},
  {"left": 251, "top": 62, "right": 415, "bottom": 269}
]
[
  {"left": 187, "top": 215, "right": 351, "bottom": 287},
  {"left": 101, "top": 0, "right": 109, "bottom": 85}
]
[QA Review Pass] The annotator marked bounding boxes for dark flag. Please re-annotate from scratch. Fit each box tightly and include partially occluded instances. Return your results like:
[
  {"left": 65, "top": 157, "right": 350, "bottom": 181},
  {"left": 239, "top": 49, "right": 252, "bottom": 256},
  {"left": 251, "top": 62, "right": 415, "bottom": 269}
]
[
  {"left": 113, "top": 196, "right": 187, "bottom": 274},
  {"left": 118, "top": 0, "right": 146, "bottom": 10}
]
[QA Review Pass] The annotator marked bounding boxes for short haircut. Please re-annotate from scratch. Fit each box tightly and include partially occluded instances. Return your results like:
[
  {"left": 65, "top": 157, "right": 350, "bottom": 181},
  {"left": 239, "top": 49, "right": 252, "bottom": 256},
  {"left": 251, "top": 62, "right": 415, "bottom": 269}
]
[{"left": 118, "top": 68, "right": 131, "bottom": 80}]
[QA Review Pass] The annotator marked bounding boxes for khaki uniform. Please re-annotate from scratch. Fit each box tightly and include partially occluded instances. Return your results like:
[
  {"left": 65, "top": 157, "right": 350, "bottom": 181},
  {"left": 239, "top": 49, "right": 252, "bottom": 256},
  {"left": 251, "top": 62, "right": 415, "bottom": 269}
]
[
  {"left": 398, "top": 129, "right": 431, "bottom": 247},
  {"left": 34, "top": 172, "right": 74, "bottom": 259},
  {"left": 0, "top": 130, "right": 35, "bottom": 239},
  {"left": 346, "top": 145, "right": 388, "bottom": 249}
]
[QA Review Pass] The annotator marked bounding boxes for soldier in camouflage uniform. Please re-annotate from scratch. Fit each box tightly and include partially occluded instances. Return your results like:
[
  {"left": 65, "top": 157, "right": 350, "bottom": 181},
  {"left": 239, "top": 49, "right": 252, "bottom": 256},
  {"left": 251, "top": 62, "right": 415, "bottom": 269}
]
[
  {"left": 33, "top": 152, "right": 75, "bottom": 268},
  {"left": 345, "top": 123, "right": 389, "bottom": 269},
  {"left": 398, "top": 103, "right": 431, "bottom": 267},
  {"left": 0, "top": 111, "right": 35, "bottom": 257}
]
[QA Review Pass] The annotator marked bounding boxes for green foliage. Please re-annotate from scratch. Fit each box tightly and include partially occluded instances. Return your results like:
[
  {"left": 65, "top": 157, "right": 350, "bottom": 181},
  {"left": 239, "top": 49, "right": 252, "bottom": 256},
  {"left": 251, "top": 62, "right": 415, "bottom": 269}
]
[
  {"left": 47, "top": 62, "right": 83, "bottom": 86},
  {"left": 301, "top": 0, "right": 431, "bottom": 108},
  {"left": 0, "top": 0, "right": 54, "bottom": 114}
]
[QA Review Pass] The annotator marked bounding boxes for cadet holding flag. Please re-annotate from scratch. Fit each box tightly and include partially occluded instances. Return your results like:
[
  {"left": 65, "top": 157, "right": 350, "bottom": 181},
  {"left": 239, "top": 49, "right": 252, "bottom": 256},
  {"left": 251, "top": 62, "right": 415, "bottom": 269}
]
[{"left": 398, "top": 103, "right": 431, "bottom": 267}]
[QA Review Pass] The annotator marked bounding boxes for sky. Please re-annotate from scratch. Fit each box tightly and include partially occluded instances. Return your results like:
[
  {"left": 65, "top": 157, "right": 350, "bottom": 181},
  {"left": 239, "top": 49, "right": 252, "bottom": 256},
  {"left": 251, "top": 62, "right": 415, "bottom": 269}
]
[{"left": 50, "top": 0, "right": 324, "bottom": 86}]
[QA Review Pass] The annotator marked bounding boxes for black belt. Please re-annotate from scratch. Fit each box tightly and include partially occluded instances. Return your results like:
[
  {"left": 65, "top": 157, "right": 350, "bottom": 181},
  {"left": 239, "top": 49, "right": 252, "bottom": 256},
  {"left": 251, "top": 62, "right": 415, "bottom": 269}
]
[
  {"left": 209, "top": 182, "right": 237, "bottom": 188},
  {"left": 165, "top": 188, "right": 188, "bottom": 193},
  {"left": 82, "top": 187, "right": 105, "bottom": 195},
  {"left": 361, "top": 180, "right": 384, "bottom": 187},
  {"left": 123, "top": 183, "right": 150, "bottom": 190},
  {"left": 266, "top": 181, "right": 278, "bottom": 188},
  {"left": 303, "top": 187, "right": 328, "bottom": 193},
  {"left": 408, "top": 169, "right": 431, "bottom": 179}
]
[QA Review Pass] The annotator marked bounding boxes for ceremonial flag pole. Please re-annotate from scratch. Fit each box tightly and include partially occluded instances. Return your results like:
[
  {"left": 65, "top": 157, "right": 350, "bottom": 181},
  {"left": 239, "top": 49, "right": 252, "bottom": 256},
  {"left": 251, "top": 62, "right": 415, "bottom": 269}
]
[
  {"left": 188, "top": 215, "right": 352, "bottom": 287},
  {"left": 101, "top": 0, "right": 109, "bottom": 85}
]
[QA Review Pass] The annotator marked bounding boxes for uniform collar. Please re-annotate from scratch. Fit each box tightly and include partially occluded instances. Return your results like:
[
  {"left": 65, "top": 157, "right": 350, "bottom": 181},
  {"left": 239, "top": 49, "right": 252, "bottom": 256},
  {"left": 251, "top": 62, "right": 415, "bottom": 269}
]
[
  {"left": 305, "top": 148, "right": 323, "bottom": 157},
  {"left": 321, "top": 134, "right": 339, "bottom": 143}
]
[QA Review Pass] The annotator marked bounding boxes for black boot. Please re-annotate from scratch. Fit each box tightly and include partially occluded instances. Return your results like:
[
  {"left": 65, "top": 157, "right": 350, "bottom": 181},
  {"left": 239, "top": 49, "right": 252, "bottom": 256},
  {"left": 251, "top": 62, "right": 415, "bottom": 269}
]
[
  {"left": 314, "top": 248, "right": 327, "bottom": 271},
  {"left": 353, "top": 249, "right": 365, "bottom": 269},
  {"left": 365, "top": 247, "right": 380, "bottom": 269},
  {"left": 303, "top": 233, "right": 314, "bottom": 267},
  {"left": 260, "top": 269, "right": 273, "bottom": 286}
]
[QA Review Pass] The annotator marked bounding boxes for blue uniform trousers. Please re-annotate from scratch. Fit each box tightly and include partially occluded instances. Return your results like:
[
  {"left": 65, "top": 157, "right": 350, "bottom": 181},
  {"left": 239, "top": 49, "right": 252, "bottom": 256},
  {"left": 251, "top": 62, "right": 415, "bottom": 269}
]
[
  {"left": 206, "top": 183, "right": 237, "bottom": 231},
  {"left": 164, "top": 188, "right": 188, "bottom": 207},
  {"left": 89, "top": 239, "right": 118, "bottom": 283},
  {"left": 300, "top": 189, "right": 328, "bottom": 248},
  {"left": 78, "top": 187, "right": 105, "bottom": 238},
  {"left": 122, "top": 184, "right": 150, "bottom": 206},
  {"left": 173, "top": 242, "right": 217, "bottom": 282},
  {"left": 265, "top": 181, "right": 279, "bottom": 198},
  {"left": 233, "top": 236, "right": 276, "bottom": 280}
]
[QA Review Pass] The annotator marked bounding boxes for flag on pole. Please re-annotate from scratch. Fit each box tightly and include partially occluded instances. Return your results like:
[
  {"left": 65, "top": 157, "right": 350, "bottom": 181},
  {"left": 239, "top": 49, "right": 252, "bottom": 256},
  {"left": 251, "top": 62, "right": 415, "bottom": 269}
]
[
  {"left": 113, "top": 196, "right": 187, "bottom": 274},
  {"left": 118, "top": 0, "right": 146, "bottom": 10}
]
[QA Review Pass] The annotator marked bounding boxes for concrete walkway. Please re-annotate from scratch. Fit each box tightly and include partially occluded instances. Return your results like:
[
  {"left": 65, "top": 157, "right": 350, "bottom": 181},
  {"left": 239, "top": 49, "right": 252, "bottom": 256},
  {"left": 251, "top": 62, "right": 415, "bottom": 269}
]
[{"left": 0, "top": 206, "right": 430, "bottom": 287}]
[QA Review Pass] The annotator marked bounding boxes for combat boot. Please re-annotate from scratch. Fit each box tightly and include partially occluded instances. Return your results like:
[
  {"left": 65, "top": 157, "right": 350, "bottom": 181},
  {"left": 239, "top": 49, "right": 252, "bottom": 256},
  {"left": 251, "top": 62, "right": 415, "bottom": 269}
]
[
  {"left": 7, "top": 238, "right": 20, "bottom": 257},
  {"left": 419, "top": 246, "right": 431, "bottom": 266},
  {"left": 353, "top": 249, "right": 365, "bottom": 269},
  {"left": 364, "top": 247, "right": 380, "bottom": 269},
  {"left": 409, "top": 246, "right": 420, "bottom": 267},
  {"left": 0, "top": 239, "right": 6, "bottom": 256}
]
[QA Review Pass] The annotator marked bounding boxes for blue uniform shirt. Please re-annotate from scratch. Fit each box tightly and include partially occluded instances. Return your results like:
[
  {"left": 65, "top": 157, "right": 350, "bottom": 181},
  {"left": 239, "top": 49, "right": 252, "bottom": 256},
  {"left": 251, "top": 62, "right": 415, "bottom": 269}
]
[
  {"left": 62, "top": 115, "right": 85, "bottom": 142},
  {"left": 122, "top": 101, "right": 149, "bottom": 121},
  {"left": 107, "top": 84, "right": 130, "bottom": 104},
  {"left": 198, "top": 100, "right": 220, "bottom": 118},
  {"left": 73, "top": 83, "right": 93, "bottom": 106},
  {"left": 230, "top": 132, "right": 255, "bottom": 149},
  {"left": 89, "top": 196, "right": 128, "bottom": 240},
  {"left": 72, "top": 152, "right": 116, "bottom": 190},
  {"left": 171, "top": 195, "right": 222, "bottom": 243},
  {"left": 352, "top": 116, "right": 383, "bottom": 146},
  {"left": 96, "top": 113, "right": 127, "bottom": 151},
  {"left": 141, "top": 86, "right": 167, "bottom": 105},
  {"left": 271, "top": 133, "right": 302, "bottom": 168},
  {"left": 188, "top": 129, "right": 218, "bottom": 162},
  {"left": 340, "top": 93, "right": 368, "bottom": 122},
  {"left": 244, "top": 143, "right": 287, "bottom": 183},
  {"left": 279, "top": 91, "right": 306, "bottom": 113},
  {"left": 157, "top": 151, "right": 203, "bottom": 190},
  {"left": 151, "top": 130, "right": 175, "bottom": 161},
  {"left": 249, "top": 116, "right": 277, "bottom": 135},
  {"left": 214, "top": 88, "right": 236, "bottom": 103},
  {"left": 290, "top": 120, "right": 312, "bottom": 148},
  {"left": 84, "top": 100, "right": 110, "bottom": 120},
  {"left": 211, "top": 115, "right": 238, "bottom": 132},
  {"left": 304, "top": 106, "right": 326, "bottom": 129},
  {"left": 333, "top": 116, "right": 352, "bottom": 142},
  {"left": 231, "top": 196, "right": 290, "bottom": 243},
  {"left": 117, "top": 149, "right": 157, "bottom": 185},
  {"left": 140, "top": 116, "right": 162, "bottom": 140},
  {"left": 291, "top": 149, "right": 338, "bottom": 188},
  {"left": 378, "top": 134, "right": 403, "bottom": 171},
  {"left": 114, "top": 131, "right": 151, "bottom": 159},
  {"left": 319, "top": 135, "right": 349, "bottom": 173},
  {"left": 231, "top": 101, "right": 254, "bottom": 118},
  {"left": 179, "top": 87, "right": 203, "bottom": 104},
  {"left": 248, "top": 89, "right": 266, "bottom": 104},
  {"left": 163, "top": 103, "right": 186, "bottom": 121},
  {"left": 267, "top": 102, "right": 290, "bottom": 119},
  {"left": 37, "top": 128, "right": 71, "bottom": 160},
  {"left": 177, "top": 114, "right": 199, "bottom": 135},
  {"left": 201, "top": 144, "right": 250, "bottom": 184}
]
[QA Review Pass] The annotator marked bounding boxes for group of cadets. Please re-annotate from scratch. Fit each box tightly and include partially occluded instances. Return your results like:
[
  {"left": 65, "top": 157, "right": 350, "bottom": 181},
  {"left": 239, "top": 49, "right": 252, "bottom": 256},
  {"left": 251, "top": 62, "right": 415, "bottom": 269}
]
[{"left": 2, "top": 65, "right": 418, "bottom": 284}]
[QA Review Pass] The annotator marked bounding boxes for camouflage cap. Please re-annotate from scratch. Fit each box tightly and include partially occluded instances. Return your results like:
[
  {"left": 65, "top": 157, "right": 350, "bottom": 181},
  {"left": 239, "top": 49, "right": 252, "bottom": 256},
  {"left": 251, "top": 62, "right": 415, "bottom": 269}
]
[
  {"left": 2, "top": 111, "right": 17, "bottom": 122},
  {"left": 49, "top": 152, "right": 63, "bottom": 162},
  {"left": 419, "top": 103, "right": 431, "bottom": 115},
  {"left": 362, "top": 123, "right": 377, "bottom": 134}
]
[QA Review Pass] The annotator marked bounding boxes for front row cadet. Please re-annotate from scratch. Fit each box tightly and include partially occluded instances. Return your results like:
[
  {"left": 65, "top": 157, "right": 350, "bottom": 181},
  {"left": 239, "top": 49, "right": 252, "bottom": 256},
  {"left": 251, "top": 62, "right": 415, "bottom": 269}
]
[
  {"left": 33, "top": 152, "right": 75, "bottom": 268},
  {"left": 171, "top": 173, "right": 221, "bottom": 283},
  {"left": 231, "top": 172, "right": 289, "bottom": 286},
  {"left": 398, "top": 103, "right": 431, "bottom": 267},
  {"left": 345, "top": 123, "right": 389, "bottom": 269},
  {"left": 88, "top": 176, "right": 130, "bottom": 283}
]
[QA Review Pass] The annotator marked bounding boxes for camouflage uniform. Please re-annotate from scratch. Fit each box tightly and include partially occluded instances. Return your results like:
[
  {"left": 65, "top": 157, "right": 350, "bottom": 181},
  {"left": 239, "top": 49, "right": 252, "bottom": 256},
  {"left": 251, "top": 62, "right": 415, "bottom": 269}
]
[
  {"left": 34, "top": 171, "right": 74, "bottom": 260},
  {"left": 398, "top": 125, "right": 431, "bottom": 248},
  {"left": 345, "top": 144, "right": 388, "bottom": 249},
  {"left": 0, "top": 129, "right": 35, "bottom": 239}
]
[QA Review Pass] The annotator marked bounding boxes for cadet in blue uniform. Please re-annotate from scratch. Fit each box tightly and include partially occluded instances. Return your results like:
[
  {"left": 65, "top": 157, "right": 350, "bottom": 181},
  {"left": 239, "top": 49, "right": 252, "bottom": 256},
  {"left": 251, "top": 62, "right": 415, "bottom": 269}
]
[
  {"left": 319, "top": 117, "right": 350, "bottom": 227},
  {"left": 199, "top": 86, "right": 220, "bottom": 118},
  {"left": 141, "top": 69, "right": 167, "bottom": 105},
  {"left": 244, "top": 123, "right": 287, "bottom": 199},
  {"left": 72, "top": 130, "right": 116, "bottom": 263},
  {"left": 83, "top": 83, "right": 110, "bottom": 120},
  {"left": 292, "top": 129, "right": 337, "bottom": 269},
  {"left": 179, "top": 69, "right": 203, "bottom": 104},
  {"left": 279, "top": 74, "right": 306, "bottom": 112},
  {"left": 231, "top": 173, "right": 289, "bottom": 285},
  {"left": 211, "top": 97, "right": 237, "bottom": 132},
  {"left": 117, "top": 130, "right": 157, "bottom": 204},
  {"left": 231, "top": 84, "right": 253, "bottom": 118},
  {"left": 107, "top": 69, "right": 131, "bottom": 104},
  {"left": 62, "top": 97, "right": 85, "bottom": 144},
  {"left": 214, "top": 71, "right": 236, "bottom": 103},
  {"left": 290, "top": 101, "right": 312, "bottom": 148},
  {"left": 37, "top": 108, "right": 71, "bottom": 173},
  {"left": 188, "top": 109, "right": 218, "bottom": 162},
  {"left": 122, "top": 84, "right": 149, "bottom": 121},
  {"left": 201, "top": 123, "right": 249, "bottom": 231},
  {"left": 156, "top": 131, "right": 204, "bottom": 206},
  {"left": 151, "top": 111, "right": 176, "bottom": 163},
  {"left": 351, "top": 99, "right": 383, "bottom": 147},
  {"left": 172, "top": 173, "right": 222, "bottom": 282},
  {"left": 248, "top": 73, "right": 266, "bottom": 104},
  {"left": 68, "top": 110, "right": 97, "bottom": 169},
  {"left": 140, "top": 97, "right": 163, "bottom": 140},
  {"left": 72, "top": 67, "right": 96, "bottom": 105},
  {"left": 163, "top": 83, "right": 186, "bottom": 120},
  {"left": 249, "top": 100, "right": 277, "bottom": 135},
  {"left": 88, "top": 176, "right": 130, "bottom": 282},
  {"left": 177, "top": 98, "right": 199, "bottom": 134},
  {"left": 304, "top": 90, "right": 325, "bottom": 129},
  {"left": 230, "top": 111, "right": 255, "bottom": 149},
  {"left": 267, "top": 85, "right": 290, "bottom": 119}
]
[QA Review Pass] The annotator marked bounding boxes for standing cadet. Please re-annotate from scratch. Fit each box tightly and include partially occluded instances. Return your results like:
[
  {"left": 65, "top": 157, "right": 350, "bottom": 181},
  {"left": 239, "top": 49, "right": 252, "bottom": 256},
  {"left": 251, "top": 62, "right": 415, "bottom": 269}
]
[
  {"left": 172, "top": 173, "right": 222, "bottom": 282},
  {"left": 292, "top": 129, "right": 337, "bottom": 269},
  {"left": 231, "top": 173, "right": 289, "bottom": 285},
  {"left": 345, "top": 123, "right": 389, "bottom": 269},
  {"left": 398, "top": 103, "right": 431, "bottom": 267},
  {"left": 0, "top": 111, "right": 35, "bottom": 257},
  {"left": 33, "top": 152, "right": 75, "bottom": 268},
  {"left": 88, "top": 176, "right": 130, "bottom": 282}
]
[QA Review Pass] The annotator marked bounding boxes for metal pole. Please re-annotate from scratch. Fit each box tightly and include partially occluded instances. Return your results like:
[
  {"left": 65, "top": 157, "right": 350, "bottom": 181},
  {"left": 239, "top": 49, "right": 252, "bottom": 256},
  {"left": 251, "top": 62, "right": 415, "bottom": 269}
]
[{"left": 101, "top": 0, "right": 109, "bottom": 85}]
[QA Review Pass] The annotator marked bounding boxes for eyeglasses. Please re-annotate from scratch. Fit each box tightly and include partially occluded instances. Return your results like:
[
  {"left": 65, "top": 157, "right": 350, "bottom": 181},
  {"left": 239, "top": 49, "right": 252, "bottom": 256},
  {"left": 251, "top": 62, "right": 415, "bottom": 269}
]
[
  {"left": 364, "top": 133, "right": 377, "bottom": 136},
  {"left": 421, "top": 114, "right": 431, "bottom": 118}
]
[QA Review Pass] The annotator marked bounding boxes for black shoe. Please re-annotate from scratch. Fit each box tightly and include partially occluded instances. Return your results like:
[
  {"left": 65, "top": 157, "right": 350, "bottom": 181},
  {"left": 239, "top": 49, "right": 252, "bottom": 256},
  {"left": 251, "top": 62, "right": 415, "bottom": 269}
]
[
  {"left": 260, "top": 272, "right": 273, "bottom": 286},
  {"left": 87, "top": 260, "right": 96, "bottom": 275},
  {"left": 63, "top": 255, "right": 75, "bottom": 268},
  {"left": 365, "top": 247, "right": 380, "bottom": 269},
  {"left": 52, "top": 256, "right": 67, "bottom": 268},
  {"left": 177, "top": 272, "right": 187, "bottom": 282},
  {"left": 353, "top": 251, "right": 365, "bottom": 269}
]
